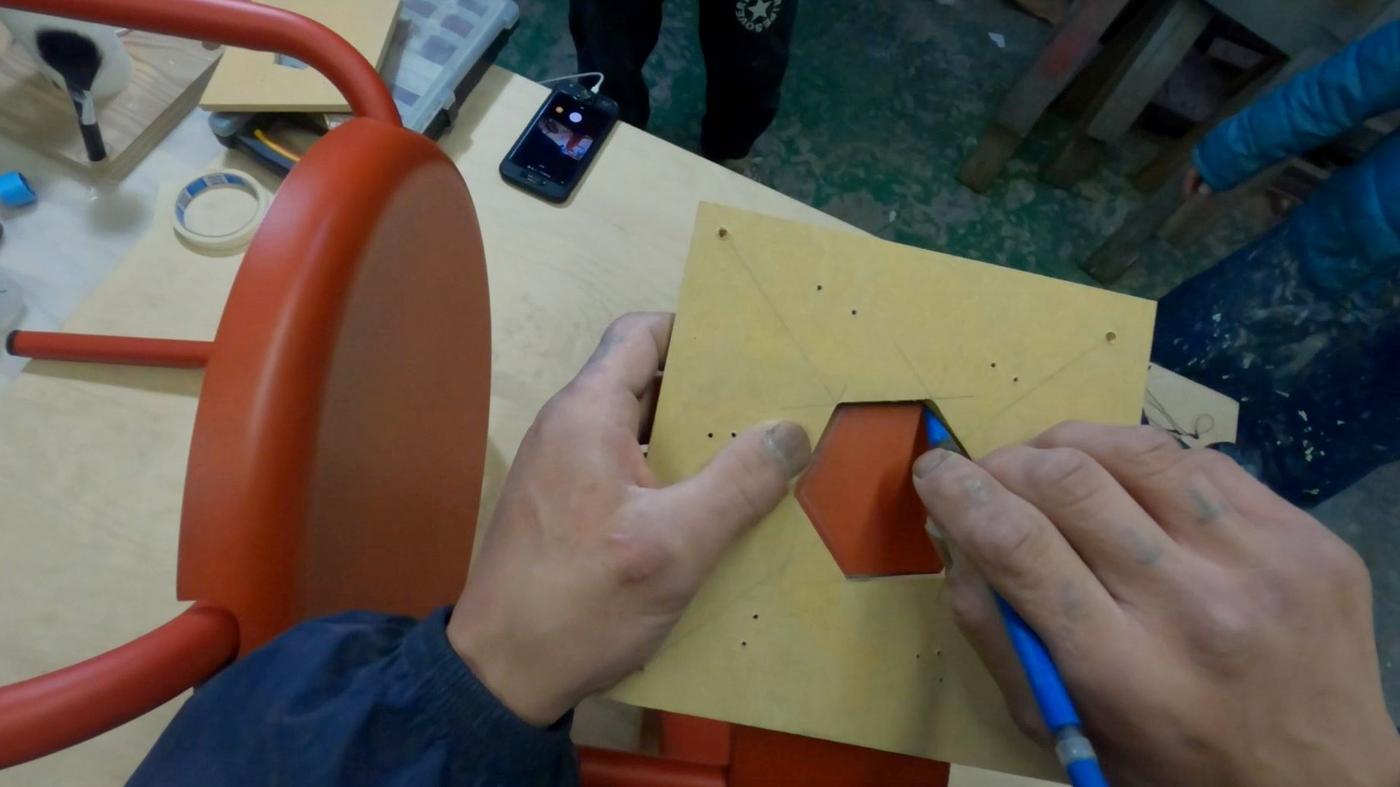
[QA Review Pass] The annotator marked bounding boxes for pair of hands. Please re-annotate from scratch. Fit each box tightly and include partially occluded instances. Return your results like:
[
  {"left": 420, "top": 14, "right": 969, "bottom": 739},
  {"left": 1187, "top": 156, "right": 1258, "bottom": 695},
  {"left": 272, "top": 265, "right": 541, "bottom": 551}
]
[{"left": 449, "top": 313, "right": 1400, "bottom": 786}]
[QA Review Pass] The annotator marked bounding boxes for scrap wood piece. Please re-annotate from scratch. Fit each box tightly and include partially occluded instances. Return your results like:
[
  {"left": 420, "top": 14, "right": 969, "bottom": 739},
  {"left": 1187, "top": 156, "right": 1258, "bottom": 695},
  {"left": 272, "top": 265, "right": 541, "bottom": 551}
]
[
  {"left": 1144, "top": 362, "right": 1239, "bottom": 448},
  {"left": 609, "top": 203, "right": 1156, "bottom": 781}
]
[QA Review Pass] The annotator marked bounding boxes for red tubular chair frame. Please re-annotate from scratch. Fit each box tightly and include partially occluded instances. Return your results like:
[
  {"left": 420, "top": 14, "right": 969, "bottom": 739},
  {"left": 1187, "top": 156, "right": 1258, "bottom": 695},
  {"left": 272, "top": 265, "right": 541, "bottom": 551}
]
[{"left": 0, "top": 0, "right": 400, "bottom": 767}]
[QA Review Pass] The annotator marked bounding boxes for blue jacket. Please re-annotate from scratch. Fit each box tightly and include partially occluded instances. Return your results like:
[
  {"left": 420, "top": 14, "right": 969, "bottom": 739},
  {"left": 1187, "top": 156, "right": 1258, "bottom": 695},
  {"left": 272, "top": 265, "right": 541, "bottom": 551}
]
[
  {"left": 1193, "top": 21, "right": 1400, "bottom": 294},
  {"left": 128, "top": 608, "right": 579, "bottom": 786}
]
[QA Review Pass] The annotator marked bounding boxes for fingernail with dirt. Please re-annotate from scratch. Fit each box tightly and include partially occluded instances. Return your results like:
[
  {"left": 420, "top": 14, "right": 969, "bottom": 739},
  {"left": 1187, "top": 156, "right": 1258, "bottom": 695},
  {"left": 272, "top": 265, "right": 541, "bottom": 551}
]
[
  {"left": 925, "top": 519, "right": 960, "bottom": 577},
  {"left": 913, "top": 449, "right": 951, "bottom": 478},
  {"left": 762, "top": 421, "right": 812, "bottom": 479}
]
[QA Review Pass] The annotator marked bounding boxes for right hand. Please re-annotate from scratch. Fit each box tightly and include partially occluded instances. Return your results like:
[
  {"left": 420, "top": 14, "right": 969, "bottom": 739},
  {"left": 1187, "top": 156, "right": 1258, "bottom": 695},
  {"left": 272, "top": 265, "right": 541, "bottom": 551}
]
[
  {"left": 1183, "top": 166, "right": 1212, "bottom": 199},
  {"left": 912, "top": 422, "right": 1400, "bottom": 787}
]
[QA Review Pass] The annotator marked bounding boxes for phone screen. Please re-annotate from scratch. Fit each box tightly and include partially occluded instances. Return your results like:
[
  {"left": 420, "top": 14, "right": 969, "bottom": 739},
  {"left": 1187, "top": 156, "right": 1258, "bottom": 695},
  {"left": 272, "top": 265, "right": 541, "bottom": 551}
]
[{"left": 506, "top": 93, "right": 611, "bottom": 184}]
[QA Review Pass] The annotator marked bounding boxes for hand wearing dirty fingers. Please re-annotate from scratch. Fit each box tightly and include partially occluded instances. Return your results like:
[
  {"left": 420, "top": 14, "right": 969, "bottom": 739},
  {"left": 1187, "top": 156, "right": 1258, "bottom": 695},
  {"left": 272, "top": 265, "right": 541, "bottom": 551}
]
[
  {"left": 913, "top": 423, "right": 1400, "bottom": 787},
  {"left": 448, "top": 313, "right": 812, "bottom": 726}
]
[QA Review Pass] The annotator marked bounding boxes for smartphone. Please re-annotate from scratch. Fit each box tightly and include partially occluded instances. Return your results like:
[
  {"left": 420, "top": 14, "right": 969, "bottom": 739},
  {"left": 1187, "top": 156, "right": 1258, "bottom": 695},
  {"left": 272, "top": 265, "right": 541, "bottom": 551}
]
[{"left": 499, "top": 81, "right": 619, "bottom": 203}]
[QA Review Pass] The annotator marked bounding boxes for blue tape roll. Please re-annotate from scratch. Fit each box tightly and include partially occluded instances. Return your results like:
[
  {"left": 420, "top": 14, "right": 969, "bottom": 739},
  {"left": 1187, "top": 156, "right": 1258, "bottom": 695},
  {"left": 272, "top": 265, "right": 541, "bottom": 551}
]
[{"left": 0, "top": 171, "right": 36, "bottom": 209}]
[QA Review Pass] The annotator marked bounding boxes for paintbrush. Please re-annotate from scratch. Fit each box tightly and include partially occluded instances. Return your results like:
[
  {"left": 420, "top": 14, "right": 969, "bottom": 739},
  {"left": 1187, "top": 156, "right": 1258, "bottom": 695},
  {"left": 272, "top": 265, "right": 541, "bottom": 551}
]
[{"left": 34, "top": 29, "right": 107, "bottom": 162}]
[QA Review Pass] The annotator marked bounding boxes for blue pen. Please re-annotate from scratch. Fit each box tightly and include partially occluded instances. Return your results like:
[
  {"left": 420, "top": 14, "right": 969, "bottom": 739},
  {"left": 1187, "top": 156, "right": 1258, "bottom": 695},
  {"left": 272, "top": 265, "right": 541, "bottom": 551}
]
[{"left": 922, "top": 408, "right": 1109, "bottom": 787}]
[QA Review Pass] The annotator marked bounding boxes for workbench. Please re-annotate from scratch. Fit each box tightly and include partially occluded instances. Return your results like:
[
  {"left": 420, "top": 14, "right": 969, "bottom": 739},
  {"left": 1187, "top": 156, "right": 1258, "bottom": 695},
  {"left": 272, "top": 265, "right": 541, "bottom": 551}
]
[{"left": 0, "top": 65, "right": 1058, "bottom": 786}]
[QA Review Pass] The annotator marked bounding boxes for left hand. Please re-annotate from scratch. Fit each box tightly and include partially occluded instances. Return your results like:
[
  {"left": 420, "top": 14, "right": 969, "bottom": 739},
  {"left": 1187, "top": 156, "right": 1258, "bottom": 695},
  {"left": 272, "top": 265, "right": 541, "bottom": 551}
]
[{"left": 447, "top": 313, "right": 812, "bottom": 725}]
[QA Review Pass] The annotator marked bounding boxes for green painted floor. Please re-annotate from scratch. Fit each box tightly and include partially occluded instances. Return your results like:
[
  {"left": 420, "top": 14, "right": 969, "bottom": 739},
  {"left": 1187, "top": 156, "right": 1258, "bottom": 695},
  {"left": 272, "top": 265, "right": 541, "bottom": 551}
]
[
  {"left": 497, "top": 0, "right": 1269, "bottom": 297},
  {"left": 497, "top": 0, "right": 1400, "bottom": 719}
]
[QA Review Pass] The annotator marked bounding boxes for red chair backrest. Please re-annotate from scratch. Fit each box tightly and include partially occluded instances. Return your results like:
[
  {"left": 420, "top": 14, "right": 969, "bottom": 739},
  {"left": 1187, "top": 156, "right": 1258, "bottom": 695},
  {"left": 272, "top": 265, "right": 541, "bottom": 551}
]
[{"left": 0, "top": 0, "right": 490, "bottom": 764}]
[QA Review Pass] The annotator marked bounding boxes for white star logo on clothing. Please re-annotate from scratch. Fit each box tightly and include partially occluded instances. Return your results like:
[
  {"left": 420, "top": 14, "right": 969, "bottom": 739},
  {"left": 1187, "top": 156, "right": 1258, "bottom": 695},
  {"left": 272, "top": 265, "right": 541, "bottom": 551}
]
[{"left": 735, "top": 0, "right": 783, "bottom": 31}]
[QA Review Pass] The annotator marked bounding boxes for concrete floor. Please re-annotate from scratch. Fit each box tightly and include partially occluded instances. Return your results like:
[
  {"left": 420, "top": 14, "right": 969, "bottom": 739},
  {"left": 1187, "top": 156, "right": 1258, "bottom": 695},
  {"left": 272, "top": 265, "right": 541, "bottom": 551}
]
[{"left": 498, "top": 0, "right": 1400, "bottom": 722}]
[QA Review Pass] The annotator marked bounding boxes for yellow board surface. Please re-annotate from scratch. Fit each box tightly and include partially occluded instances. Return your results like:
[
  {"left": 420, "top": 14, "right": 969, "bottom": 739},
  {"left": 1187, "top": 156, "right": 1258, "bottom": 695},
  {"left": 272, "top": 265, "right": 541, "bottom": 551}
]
[
  {"left": 199, "top": 0, "right": 400, "bottom": 112},
  {"left": 609, "top": 203, "right": 1157, "bottom": 780}
]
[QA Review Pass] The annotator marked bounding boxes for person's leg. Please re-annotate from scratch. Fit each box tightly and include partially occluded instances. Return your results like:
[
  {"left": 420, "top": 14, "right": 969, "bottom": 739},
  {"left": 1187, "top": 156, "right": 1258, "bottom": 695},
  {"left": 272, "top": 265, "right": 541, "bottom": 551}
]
[
  {"left": 696, "top": 0, "right": 799, "bottom": 161},
  {"left": 1153, "top": 221, "right": 1400, "bottom": 505},
  {"left": 568, "top": 0, "right": 663, "bottom": 128}
]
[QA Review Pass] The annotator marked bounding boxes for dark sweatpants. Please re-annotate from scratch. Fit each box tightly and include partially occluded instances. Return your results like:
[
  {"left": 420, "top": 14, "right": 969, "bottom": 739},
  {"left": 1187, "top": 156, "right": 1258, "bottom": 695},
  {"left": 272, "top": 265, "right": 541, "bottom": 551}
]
[
  {"left": 568, "top": 0, "right": 798, "bottom": 160},
  {"left": 1152, "top": 221, "right": 1400, "bottom": 507}
]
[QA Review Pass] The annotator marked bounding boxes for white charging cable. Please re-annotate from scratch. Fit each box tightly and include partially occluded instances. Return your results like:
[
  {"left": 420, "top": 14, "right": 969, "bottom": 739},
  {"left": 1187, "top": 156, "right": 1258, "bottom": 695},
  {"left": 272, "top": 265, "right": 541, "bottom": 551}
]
[{"left": 539, "top": 71, "right": 605, "bottom": 94}]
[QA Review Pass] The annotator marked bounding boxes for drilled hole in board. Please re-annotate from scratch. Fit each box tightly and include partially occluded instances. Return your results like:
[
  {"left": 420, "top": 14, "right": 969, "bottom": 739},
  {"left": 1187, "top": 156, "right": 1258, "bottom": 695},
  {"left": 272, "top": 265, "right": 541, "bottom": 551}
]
[
  {"left": 731, "top": 432, "right": 738, "bottom": 438},
  {"left": 850, "top": 309, "right": 858, "bottom": 316},
  {"left": 1106, "top": 330, "right": 1118, "bottom": 343},
  {"left": 752, "top": 613, "right": 759, "bottom": 620},
  {"left": 990, "top": 362, "right": 997, "bottom": 368},
  {"left": 741, "top": 641, "right": 748, "bottom": 647},
  {"left": 707, "top": 432, "right": 714, "bottom": 439},
  {"left": 717, "top": 227, "right": 729, "bottom": 238},
  {"left": 816, "top": 284, "right": 824, "bottom": 291},
  {"left": 1012, "top": 377, "right": 1020, "bottom": 383}
]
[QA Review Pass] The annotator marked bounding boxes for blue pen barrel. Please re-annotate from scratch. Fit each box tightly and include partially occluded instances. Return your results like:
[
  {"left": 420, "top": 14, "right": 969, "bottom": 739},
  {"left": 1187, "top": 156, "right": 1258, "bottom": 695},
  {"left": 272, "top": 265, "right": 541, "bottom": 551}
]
[
  {"left": 994, "top": 596, "right": 1079, "bottom": 732},
  {"left": 996, "top": 596, "right": 1109, "bottom": 787},
  {"left": 921, "top": 407, "right": 1108, "bottom": 786},
  {"left": 1064, "top": 753, "right": 1110, "bottom": 787}
]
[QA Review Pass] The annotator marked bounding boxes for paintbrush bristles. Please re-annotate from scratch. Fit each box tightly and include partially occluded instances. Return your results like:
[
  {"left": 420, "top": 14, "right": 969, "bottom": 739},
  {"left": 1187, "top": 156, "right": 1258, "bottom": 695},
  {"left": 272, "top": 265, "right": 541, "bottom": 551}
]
[
  {"left": 34, "top": 29, "right": 103, "bottom": 90},
  {"left": 33, "top": 29, "right": 107, "bottom": 162}
]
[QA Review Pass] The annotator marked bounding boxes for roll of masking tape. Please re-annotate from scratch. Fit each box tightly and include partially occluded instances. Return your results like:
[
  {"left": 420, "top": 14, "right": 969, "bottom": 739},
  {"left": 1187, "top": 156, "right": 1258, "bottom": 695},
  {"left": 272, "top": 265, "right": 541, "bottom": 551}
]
[
  {"left": 0, "top": 171, "right": 36, "bottom": 209},
  {"left": 173, "top": 170, "right": 269, "bottom": 254}
]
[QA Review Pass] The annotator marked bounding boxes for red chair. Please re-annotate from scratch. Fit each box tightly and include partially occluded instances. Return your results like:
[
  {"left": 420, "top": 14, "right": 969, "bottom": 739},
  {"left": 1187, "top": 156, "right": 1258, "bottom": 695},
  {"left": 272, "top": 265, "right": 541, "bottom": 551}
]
[
  {"left": 0, "top": 3, "right": 952, "bottom": 784},
  {"left": 0, "top": 0, "right": 490, "bottom": 765}
]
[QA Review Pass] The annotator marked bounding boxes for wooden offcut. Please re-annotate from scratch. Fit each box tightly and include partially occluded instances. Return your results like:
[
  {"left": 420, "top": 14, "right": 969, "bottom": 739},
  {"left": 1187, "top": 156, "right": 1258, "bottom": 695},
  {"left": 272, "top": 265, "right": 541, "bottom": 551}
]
[
  {"left": 609, "top": 203, "right": 1157, "bottom": 780},
  {"left": 0, "top": 27, "right": 221, "bottom": 180},
  {"left": 198, "top": 0, "right": 400, "bottom": 113}
]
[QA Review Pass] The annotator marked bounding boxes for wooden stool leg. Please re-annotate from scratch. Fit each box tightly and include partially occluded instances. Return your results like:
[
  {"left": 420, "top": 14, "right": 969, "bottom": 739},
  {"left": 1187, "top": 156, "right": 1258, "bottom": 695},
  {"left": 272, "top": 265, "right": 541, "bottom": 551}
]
[
  {"left": 957, "top": 123, "right": 1025, "bottom": 193},
  {"left": 1046, "top": 0, "right": 1212, "bottom": 189},
  {"left": 1080, "top": 179, "right": 1183, "bottom": 283},
  {"left": 1044, "top": 132, "right": 1108, "bottom": 188},
  {"left": 958, "top": 0, "right": 1133, "bottom": 192}
]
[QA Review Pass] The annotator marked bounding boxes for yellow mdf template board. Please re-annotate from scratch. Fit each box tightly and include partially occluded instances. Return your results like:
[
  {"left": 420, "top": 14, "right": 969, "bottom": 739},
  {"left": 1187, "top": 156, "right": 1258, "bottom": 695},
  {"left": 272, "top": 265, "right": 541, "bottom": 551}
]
[
  {"left": 610, "top": 203, "right": 1157, "bottom": 780},
  {"left": 199, "top": 0, "right": 401, "bottom": 112}
]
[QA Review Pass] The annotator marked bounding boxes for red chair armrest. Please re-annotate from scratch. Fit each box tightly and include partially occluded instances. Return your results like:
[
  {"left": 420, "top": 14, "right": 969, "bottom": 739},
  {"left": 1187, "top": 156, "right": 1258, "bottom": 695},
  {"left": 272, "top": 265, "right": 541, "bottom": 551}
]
[{"left": 0, "top": 604, "right": 238, "bottom": 768}]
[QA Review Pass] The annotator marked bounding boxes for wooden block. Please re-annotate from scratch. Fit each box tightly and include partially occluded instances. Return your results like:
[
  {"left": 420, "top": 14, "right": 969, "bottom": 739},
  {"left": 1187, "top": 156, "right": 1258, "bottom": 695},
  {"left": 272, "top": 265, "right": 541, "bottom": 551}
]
[
  {"left": 794, "top": 403, "right": 944, "bottom": 579},
  {"left": 199, "top": 0, "right": 400, "bottom": 112},
  {"left": 0, "top": 28, "right": 221, "bottom": 180},
  {"left": 610, "top": 203, "right": 1156, "bottom": 781}
]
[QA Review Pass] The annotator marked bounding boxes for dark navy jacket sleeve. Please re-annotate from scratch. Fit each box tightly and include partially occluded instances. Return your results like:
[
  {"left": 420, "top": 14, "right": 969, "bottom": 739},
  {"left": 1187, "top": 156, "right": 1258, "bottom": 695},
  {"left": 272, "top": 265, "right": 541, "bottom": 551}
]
[{"left": 127, "top": 607, "right": 579, "bottom": 787}]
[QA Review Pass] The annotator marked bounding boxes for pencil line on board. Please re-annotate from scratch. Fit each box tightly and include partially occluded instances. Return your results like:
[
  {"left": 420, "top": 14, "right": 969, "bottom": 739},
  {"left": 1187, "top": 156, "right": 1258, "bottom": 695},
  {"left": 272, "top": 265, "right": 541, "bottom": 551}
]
[
  {"left": 971, "top": 342, "right": 1101, "bottom": 440},
  {"left": 721, "top": 237, "right": 840, "bottom": 403},
  {"left": 891, "top": 336, "right": 936, "bottom": 403},
  {"left": 650, "top": 502, "right": 809, "bottom": 659}
]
